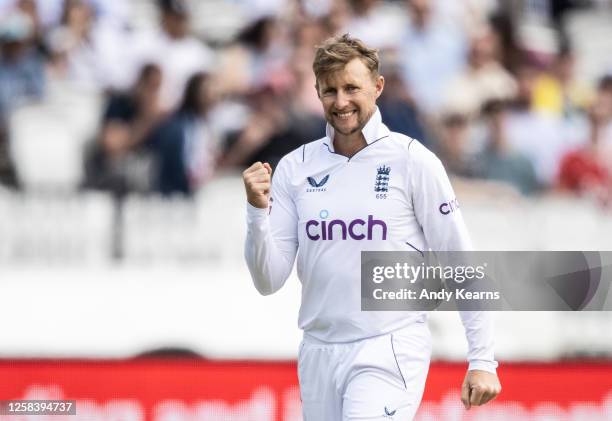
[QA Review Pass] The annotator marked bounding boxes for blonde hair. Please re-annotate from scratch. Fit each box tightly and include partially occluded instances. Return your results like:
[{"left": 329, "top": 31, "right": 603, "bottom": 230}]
[{"left": 313, "top": 33, "right": 380, "bottom": 85}]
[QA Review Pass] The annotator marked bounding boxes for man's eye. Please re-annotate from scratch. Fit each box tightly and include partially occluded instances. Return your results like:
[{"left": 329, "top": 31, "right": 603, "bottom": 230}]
[{"left": 346, "top": 86, "right": 358, "bottom": 92}]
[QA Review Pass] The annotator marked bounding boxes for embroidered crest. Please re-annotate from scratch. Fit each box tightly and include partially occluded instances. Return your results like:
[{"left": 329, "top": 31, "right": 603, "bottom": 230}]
[{"left": 375, "top": 166, "right": 391, "bottom": 193}]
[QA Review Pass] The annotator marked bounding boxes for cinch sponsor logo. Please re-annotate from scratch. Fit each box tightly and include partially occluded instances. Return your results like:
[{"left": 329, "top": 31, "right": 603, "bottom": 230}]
[
  {"left": 306, "top": 210, "right": 387, "bottom": 241},
  {"left": 439, "top": 198, "right": 459, "bottom": 215}
]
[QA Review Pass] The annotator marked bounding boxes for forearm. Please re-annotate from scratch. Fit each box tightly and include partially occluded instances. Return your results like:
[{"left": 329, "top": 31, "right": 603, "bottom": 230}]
[
  {"left": 130, "top": 114, "right": 162, "bottom": 148},
  {"left": 459, "top": 310, "right": 498, "bottom": 373},
  {"left": 245, "top": 203, "right": 295, "bottom": 295}
]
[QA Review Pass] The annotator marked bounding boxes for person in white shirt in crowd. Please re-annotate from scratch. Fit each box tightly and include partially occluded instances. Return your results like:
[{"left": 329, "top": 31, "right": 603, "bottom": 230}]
[
  {"left": 444, "top": 25, "right": 517, "bottom": 116},
  {"left": 128, "top": 0, "right": 214, "bottom": 111},
  {"left": 45, "top": 0, "right": 132, "bottom": 92},
  {"left": 505, "top": 61, "right": 585, "bottom": 187},
  {"left": 243, "top": 34, "right": 500, "bottom": 420},
  {"left": 341, "top": 0, "right": 406, "bottom": 50},
  {"left": 398, "top": 0, "right": 469, "bottom": 116}
]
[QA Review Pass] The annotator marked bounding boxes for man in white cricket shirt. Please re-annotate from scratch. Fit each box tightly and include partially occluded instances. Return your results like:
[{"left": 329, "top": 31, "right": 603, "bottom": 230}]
[{"left": 243, "top": 34, "right": 501, "bottom": 420}]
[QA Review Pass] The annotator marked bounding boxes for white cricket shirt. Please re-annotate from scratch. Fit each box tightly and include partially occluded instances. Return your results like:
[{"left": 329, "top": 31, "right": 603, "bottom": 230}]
[{"left": 245, "top": 108, "right": 497, "bottom": 372}]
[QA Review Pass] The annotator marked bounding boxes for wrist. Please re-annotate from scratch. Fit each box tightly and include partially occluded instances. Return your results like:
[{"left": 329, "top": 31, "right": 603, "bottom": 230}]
[
  {"left": 246, "top": 194, "right": 268, "bottom": 209},
  {"left": 468, "top": 359, "right": 498, "bottom": 374}
]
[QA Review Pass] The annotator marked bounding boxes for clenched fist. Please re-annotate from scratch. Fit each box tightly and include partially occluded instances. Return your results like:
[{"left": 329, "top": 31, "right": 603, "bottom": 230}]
[
  {"left": 461, "top": 370, "right": 502, "bottom": 410},
  {"left": 243, "top": 162, "right": 272, "bottom": 209}
]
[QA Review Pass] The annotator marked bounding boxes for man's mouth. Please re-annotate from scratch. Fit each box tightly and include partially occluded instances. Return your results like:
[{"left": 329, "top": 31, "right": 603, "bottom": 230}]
[{"left": 333, "top": 110, "right": 356, "bottom": 120}]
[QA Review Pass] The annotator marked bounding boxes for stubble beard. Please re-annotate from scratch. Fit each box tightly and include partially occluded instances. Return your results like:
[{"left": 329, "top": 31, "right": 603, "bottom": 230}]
[{"left": 327, "top": 107, "right": 374, "bottom": 136}]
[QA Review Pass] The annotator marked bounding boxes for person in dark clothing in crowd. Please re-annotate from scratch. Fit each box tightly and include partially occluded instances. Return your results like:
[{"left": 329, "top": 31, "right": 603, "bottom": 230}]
[
  {"left": 84, "top": 63, "right": 164, "bottom": 193},
  {"left": 378, "top": 62, "right": 427, "bottom": 146},
  {"left": 435, "top": 112, "right": 477, "bottom": 178},
  {"left": 218, "top": 83, "right": 325, "bottom": 170},
  {"left": 147, "top": 71, "right": 218, "bottom": 196}
]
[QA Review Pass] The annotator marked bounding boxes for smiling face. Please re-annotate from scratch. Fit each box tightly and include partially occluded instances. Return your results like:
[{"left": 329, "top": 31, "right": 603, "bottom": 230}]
[{"left": 317, "top": 58, "right": 384, "bottom": 138}]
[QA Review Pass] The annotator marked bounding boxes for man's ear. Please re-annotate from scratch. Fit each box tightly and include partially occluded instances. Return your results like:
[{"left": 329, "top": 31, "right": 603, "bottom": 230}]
[
  {"left": 375, "top": 75, "right": 385, "bottom": 99},
  {"left": 315, "top": 82, "right": 321, "bottom": 98}
]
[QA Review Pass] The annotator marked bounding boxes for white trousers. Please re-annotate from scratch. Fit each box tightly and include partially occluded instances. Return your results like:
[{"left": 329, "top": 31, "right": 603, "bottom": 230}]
[{"left": 298, "top": 322, "right": 432, "bottom": 421}]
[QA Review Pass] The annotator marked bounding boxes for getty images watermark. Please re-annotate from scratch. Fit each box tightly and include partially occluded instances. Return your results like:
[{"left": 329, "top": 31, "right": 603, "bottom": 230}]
[{"left": 361, "top": 251, "right": 612, "bottom": 311}]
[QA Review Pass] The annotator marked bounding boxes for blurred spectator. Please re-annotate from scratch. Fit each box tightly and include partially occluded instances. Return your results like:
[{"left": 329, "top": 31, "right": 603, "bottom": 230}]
[
  {"left": 288, "top": 19, "right": 327, "bottom": 116},
  {"left": 83, "top": 63, "right": 164, "bottom": 193},
  {"left": 595, "top": 75, "right": 612, "bottom": 147},
  {"left": 558, "top": 85, "right": 612, "bottom": 205},
  {"left": 505, "top": 61, "right": 587, "bottom": 187},
  {"left": 489, "top": 11, "right": 523, "bottom": 75},
  {"left": 236, "top": 0, "right": 290, "bottom": 22},
  {"left": 86, "top": 0, "right": 130, "bottom": 29},
  {"left": 14, "top": 0, "right": 47, "bottom": 54},
  {"left": 548, "top": 0, "right": 584, "bottom": 44},
  {"left": 476, "top": 100, "right": 539, "bottom": 195},
  {"left": 1, "top": 0, "right": 65, "bottom": 31},
  {"left": 438, "top": 0, "right": 497, "bottom": 33},
  {"left": 531, "top": 43, "right": 593, "bottom": 118},
  {"left": 129, "top": 0, "right": 214, "bottom": 110},
  {"left": 378, "top": 60, "right": 427, "bottom": 145},
  {"left": 147, "top": 71, "right": 218, "bottom": 196},
  {"left": 218, "top": 82, "right": 325, "bottom": 170},
  {"left": 45, "top": 0, "right": 131, "bottom": 91},
  {"left": 398, "top": 0, "right": 468, "bottom": 115},
  {"left": 247, "top": 111, "right": 325, "bottom": 170},
  {"left": 47, "top": 0, "right": 94, "bottom": 87},
  {"left": 445, "top": 25, "right": 517, "bottom": 115},
  {"left": 0, "top": 10, "right": 44, "bottom": 186},
  {"left": 0, "top": 10, "right": 44, "bottom": 115},
  {"left": 320, "top": 0, "right": 351, "bottom": 35},
  {"left": 216, "top": 15, "right": 290, "bottom": 97},
  {"left": 342, "top": 0, "right": 404, "bottom": 49},
  {"left": 434, "top": 113, "right": 477, "bottom": 178}
]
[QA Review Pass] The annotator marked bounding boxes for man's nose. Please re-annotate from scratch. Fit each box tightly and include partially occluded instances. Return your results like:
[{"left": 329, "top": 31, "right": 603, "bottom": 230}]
[{"left": 334, "top": 90, "right": 350, "bottom": 109}]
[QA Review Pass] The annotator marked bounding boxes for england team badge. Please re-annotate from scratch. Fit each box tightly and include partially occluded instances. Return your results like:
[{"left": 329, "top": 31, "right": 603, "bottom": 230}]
[{"left": 375, "top": 165, "right": 391, "bottom": 193}]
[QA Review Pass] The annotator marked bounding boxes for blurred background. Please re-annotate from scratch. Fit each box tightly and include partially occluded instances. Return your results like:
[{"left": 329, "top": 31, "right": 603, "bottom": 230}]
[{"left": 0, "top": 0, "right": 612, "bottom": 420}]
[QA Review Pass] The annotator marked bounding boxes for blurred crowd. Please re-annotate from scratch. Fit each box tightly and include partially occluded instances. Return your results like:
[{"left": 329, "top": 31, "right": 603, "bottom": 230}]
[{"left": 1, "top": 0, "right": 612, "bottom": 204}]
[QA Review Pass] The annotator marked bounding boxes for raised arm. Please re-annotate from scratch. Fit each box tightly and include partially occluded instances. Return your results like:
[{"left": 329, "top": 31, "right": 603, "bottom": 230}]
[{"left": 243, "top": 160, "right": 299, "bottom": 295}]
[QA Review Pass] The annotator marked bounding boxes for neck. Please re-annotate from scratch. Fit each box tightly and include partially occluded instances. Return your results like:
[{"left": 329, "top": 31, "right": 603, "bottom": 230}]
[
  {"left": 334, "top": 132, "right": 367, "bottom": 158},
  {"left": 590, "top": 124, "right": 601, "bottom": 147}
]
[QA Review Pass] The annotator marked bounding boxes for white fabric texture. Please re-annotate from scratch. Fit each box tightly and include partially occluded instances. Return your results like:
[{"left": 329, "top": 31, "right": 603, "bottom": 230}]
[{"left": 298, "top": 322, "right": 431, "bottom": 420}]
